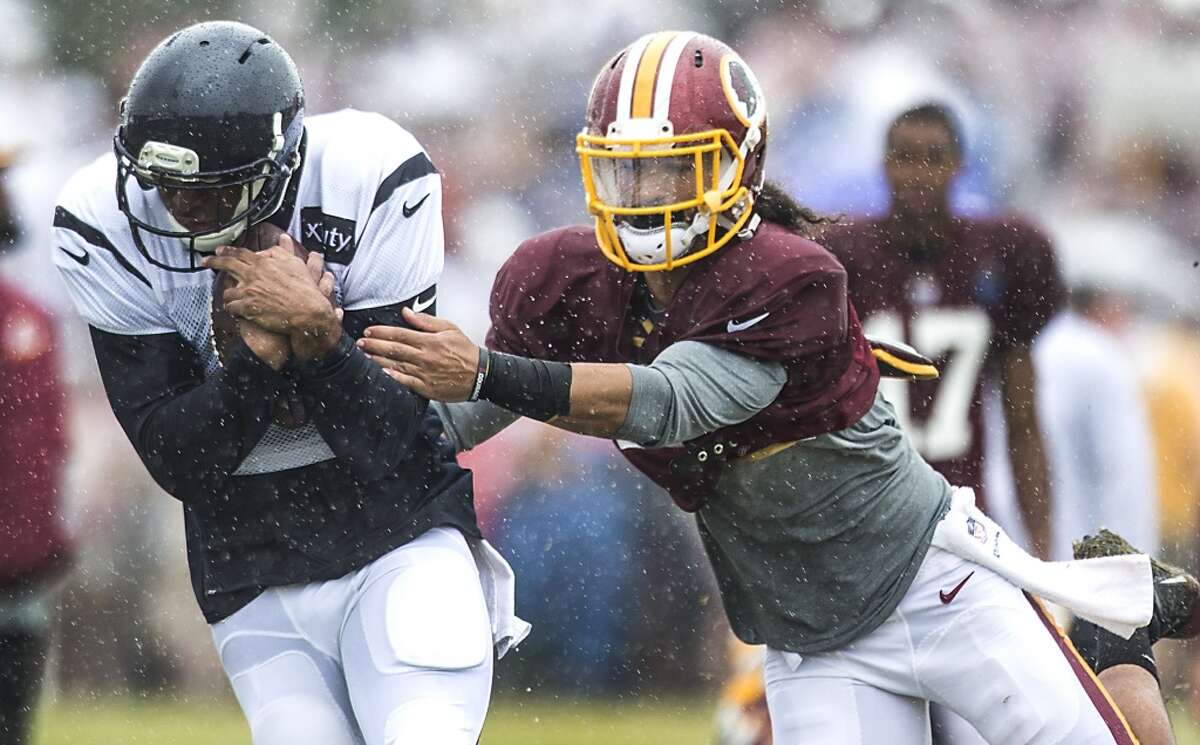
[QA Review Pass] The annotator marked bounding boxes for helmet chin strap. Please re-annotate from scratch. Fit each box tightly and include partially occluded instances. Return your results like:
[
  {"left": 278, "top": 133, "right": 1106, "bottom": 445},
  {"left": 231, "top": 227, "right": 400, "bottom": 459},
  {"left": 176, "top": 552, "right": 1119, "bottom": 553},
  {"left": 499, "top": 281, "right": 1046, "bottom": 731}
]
[{"left": 618, "top": 209, "right": 710, "bottom": 266}]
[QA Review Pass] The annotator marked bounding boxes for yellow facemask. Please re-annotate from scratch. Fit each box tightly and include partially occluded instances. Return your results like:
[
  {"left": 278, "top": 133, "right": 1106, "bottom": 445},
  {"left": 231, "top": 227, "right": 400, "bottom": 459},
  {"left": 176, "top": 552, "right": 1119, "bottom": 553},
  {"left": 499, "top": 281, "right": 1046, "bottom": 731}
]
[{"left": 576, "top": 127, "right": 754, "bottom": 272}]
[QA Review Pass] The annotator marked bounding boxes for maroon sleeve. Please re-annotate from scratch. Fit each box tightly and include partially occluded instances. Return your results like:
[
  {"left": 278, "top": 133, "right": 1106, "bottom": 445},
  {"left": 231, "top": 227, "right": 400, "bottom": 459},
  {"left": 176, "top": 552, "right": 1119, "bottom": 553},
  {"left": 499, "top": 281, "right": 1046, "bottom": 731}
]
[
  {"left": 486, "top": 227, "right": 631, "bottom": 363},
  {"left": 485, "top": 252, "right": 530, "bottom": 357},
  {"left": 0, "top": 293, "right": 71, "bottom": 584},
  {"left": 995, "top": 221, "right": 1065, "bottom": 348}
]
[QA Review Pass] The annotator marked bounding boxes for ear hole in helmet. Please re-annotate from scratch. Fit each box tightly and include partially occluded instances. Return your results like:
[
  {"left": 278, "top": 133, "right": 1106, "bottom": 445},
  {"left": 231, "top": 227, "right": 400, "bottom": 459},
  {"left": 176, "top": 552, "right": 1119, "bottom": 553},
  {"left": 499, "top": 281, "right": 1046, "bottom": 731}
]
[{"left": 694, "top": 49, "right": 704, "bottom": 67}]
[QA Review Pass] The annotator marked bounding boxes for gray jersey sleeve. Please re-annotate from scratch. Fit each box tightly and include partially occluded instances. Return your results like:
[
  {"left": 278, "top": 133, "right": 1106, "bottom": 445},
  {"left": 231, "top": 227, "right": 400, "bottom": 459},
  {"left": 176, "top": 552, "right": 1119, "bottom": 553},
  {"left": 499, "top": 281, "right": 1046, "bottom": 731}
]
[
  {"left": 433, "top": 400, "right": 521, "bottom": 452},
  {"left": 616, "top": 340, "right": 786, "bottom": 448}
]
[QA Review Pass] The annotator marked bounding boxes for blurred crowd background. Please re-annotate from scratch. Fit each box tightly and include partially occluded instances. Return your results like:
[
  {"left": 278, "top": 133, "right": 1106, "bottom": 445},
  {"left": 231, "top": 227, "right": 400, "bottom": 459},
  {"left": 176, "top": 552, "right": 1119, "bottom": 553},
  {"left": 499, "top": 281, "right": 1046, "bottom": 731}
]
[{"left": 3, "top": 0, "right": 1200, "bottom": 734}]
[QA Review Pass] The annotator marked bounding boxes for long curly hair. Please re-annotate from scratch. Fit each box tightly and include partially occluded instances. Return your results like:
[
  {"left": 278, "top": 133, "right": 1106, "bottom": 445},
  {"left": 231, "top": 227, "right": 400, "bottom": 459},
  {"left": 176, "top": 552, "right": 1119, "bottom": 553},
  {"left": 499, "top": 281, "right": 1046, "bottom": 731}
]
[{"left": 753, "top": 181, "right": 841, "bottom": 239}]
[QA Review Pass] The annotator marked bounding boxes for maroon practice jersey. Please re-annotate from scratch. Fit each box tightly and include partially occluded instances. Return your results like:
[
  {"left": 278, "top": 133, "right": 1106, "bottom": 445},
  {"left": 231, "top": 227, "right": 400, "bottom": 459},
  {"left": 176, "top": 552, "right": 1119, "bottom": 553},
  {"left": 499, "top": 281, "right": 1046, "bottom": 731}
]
[
  {"left": 824, "top": 216, "right": 1064, "bottom": 508},
  {"left": 487, "top": 222, "right": 880, "bottom": 511},
  {"left": 0, "top": 280, "right": 71, "bottom": 585}
]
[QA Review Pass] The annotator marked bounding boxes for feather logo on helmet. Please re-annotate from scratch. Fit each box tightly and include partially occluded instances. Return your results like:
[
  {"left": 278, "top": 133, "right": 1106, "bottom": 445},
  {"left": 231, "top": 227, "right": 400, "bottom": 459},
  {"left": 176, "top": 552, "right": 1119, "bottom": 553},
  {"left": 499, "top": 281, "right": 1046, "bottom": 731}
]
[{"left": 721, "top": 56, "right": 765, "bottom": 128}]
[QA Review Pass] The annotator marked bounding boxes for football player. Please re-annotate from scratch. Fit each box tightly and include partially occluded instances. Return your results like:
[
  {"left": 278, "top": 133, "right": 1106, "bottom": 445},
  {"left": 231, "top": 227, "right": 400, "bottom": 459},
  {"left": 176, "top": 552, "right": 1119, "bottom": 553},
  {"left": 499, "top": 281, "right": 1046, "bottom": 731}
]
[
  {"left": 826, "top": 102, "right": 1060, "bottom": 559},
  {"left": 52, "top": 21, "right": 525, "bottom": 745},
  {"left": 357, "top": 31, "right": 1191, "bottom": 745},
  {"left": 1, "top": 152, "right": 71, "bottom": 745},
  {"left": 824, "top": 100, "right": 1063, "bottom": 745}
]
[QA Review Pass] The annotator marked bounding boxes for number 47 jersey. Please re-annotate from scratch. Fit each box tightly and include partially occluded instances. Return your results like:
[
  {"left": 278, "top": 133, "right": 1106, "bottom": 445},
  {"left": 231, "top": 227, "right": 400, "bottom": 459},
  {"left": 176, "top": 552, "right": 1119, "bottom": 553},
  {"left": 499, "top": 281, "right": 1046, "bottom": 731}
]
[{"left": 825, "top": 217, "right": 1065, "bottom": 511}]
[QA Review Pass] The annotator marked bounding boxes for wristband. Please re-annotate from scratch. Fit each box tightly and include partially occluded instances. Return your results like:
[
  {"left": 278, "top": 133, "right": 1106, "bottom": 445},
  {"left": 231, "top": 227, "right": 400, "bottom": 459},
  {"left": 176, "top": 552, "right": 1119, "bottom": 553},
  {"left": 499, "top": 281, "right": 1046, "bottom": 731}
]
[
  {"left": 477, "top": 351, "right": 572, "bottom": 421},
  {"left": 468, "top": 347, "right": 490, "bottom": 402}
]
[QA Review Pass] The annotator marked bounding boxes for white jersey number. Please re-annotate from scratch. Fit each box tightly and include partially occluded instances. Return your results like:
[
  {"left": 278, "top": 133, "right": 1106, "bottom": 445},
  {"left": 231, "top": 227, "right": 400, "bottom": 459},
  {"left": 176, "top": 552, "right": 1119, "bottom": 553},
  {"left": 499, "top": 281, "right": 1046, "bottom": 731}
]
[{"left": 865, "top": 308, "right": 992, "bottom": 461}]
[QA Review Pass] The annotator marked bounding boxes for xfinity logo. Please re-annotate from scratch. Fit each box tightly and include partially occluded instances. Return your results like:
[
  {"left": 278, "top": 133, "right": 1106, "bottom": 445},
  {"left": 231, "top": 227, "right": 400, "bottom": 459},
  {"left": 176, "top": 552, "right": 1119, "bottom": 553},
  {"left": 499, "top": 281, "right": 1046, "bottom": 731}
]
[{"left": 300, "top": 207, "right": 358, "bottom": 263}]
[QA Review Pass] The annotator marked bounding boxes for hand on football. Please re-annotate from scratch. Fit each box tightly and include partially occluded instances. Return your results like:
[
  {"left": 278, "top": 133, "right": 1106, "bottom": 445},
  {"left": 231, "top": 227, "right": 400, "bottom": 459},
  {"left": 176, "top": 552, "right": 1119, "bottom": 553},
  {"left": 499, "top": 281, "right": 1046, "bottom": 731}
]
[
  {"left": 239, "top": 320, "right": 291, "bottom": 371},
  {"left": 359, "top": 308, "right": 478, "bottom": 401},
  {"left": 204, "top": 235, "right": 342, "bottom": 360}
]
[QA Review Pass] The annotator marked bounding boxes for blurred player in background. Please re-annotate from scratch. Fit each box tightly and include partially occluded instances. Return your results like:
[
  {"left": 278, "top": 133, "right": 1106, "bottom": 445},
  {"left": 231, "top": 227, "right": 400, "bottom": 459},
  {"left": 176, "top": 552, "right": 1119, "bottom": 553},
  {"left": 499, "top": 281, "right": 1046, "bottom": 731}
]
[
  {"left": 52, "top": 21, "right": 524, "bottom": 745},
  {"left": 794, "top": 101, "right": 1063, "bottom": 745},
  {"left": 357, "top": 30, "right": 1191, "bottom": 745},
  {"left": 826, "top": 102, "right": 1060, "bottom": 558},
  {"left": 0, "top": 151, "right": 72, "bottom": 745}
]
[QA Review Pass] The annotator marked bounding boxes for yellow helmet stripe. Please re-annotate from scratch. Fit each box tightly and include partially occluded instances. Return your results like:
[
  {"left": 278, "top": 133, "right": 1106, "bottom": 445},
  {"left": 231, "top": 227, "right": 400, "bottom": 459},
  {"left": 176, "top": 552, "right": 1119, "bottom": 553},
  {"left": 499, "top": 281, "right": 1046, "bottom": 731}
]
[{"left": 631, "top": 31, "right": 678, "bottom": 119}]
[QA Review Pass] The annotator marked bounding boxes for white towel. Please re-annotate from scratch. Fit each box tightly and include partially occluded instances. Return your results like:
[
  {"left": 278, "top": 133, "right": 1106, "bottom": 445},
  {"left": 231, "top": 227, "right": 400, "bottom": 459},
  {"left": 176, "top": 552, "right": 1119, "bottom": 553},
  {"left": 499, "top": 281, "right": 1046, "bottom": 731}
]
[
  {"left": 468, "top": 538, "right": 532, "bottom": 658},
  {"left": 932, "top": 488, "right": 1153, "bottom": 638}
]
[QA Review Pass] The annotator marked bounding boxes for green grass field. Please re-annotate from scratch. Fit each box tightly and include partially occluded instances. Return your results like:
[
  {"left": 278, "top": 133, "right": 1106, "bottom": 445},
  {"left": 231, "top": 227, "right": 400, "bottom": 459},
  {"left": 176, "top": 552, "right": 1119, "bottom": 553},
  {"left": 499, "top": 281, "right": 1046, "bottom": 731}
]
[
  {"left": 32, "top": 695, "right": 1200, "bottom": 744},
  {"left": 32, "top": 696, "right": 713, "bottom": 745}
]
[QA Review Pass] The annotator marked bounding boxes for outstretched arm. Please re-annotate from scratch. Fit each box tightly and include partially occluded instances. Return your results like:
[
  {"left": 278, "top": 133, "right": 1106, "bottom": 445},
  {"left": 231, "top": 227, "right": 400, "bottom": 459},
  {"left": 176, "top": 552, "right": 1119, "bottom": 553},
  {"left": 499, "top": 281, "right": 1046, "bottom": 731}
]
[{"left": 359, "top": 309, "right": 785, "bottom": 446}]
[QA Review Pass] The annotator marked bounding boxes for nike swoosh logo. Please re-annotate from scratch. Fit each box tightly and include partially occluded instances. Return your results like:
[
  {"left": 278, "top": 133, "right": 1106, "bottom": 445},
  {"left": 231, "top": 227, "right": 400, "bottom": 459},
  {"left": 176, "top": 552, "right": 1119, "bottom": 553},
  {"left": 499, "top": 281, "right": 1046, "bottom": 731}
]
[
  {"left": 727, "top": 311, "right": 770, "bottom": 333},
  {"left": 402, "top": 193, "right": 430, "bottom": 218},
  {"left": 939, "top": 571, "right": 974, "bottom": 604},
  {"left": 59, "top": 245, "right": 90, "bottom": 266},
  {"left": 411, "top": 292, "right": 436, "bottom": 314}
]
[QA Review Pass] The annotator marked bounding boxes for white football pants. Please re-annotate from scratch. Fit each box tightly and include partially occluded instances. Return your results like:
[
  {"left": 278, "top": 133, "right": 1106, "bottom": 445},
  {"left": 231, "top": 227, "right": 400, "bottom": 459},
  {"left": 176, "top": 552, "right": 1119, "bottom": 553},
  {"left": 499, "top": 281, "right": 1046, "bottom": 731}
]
[
  {"left": 764, "top": 545, "right": 1136, "bottom": 745},
  {"left": 211, "top": 527, "right": 495, "bottom": 745}
]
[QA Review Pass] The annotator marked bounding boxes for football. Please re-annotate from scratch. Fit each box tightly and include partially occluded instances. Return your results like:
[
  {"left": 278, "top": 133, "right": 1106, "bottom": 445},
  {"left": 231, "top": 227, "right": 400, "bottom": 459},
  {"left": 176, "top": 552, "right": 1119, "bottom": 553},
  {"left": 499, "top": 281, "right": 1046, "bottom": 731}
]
[
  {"left": 210, "top": 221, "right": 313, "bottom": 428},
  {"left": 209, "top": 221, "right": 305, "bottom": 367}
]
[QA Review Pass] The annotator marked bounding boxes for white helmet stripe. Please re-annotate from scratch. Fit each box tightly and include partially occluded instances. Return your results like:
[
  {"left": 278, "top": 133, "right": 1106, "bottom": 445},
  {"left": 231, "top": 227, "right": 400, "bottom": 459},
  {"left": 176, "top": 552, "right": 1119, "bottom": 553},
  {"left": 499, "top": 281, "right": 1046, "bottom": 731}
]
[
  {"left": 616, "top": 33, "right": 656, "bottom": 121},
  {"left": 653, "top": 31, "right": 697, "bottom": 119}
]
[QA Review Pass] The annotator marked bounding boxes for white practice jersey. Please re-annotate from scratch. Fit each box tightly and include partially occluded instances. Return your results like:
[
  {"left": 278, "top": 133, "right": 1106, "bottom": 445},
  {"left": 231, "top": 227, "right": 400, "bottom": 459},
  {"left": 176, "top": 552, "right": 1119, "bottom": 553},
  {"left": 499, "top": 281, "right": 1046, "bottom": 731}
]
[{"left": 52, "top": 109, "right": 445, "bottom": 475}]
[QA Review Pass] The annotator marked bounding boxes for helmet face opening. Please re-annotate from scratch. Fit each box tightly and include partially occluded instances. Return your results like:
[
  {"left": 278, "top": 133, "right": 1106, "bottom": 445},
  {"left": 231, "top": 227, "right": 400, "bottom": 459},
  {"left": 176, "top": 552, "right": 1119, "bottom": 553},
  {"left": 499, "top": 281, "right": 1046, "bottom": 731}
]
[
  {"left": 114, "top": 126, "right": 292, "bottom": 257},
  {"left": 577, "top": 128, "right": 752, "bottom": 271},
  {"left": 157, "top": 184, "right": 248, "bottom": 234}
]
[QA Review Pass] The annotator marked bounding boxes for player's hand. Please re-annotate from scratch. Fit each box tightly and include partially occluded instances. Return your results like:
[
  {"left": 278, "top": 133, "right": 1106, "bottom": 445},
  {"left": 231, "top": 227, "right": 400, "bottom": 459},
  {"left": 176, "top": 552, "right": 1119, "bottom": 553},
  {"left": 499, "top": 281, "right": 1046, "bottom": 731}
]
[
  {"left": 359, "top": 308, "right": 478, "bottom": 401},
  {"left": 242, "top": 232, "right": 324, "bottom": 371},
  {"left": 205, "top": 236, "right": 325, "bottom": 331},
  {"left": 205, "top": 237, "right": 341, "bottom": 359},
  {"left": 239, "top": 319, "right": 290, "bottom": 371}
]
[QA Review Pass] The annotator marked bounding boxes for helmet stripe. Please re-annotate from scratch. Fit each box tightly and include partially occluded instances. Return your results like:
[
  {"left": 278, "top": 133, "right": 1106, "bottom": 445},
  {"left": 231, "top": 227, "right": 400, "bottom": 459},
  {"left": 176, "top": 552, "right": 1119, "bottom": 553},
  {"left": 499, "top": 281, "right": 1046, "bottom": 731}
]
[
  {"left": 652, "top": 31, "right": 696, "bottom": 119},
  {"left": 616, "top": 34, "right": 656, "bottom": 121},
  {"left": 631, "top": 31, "right": 678, "bottom": 119}
]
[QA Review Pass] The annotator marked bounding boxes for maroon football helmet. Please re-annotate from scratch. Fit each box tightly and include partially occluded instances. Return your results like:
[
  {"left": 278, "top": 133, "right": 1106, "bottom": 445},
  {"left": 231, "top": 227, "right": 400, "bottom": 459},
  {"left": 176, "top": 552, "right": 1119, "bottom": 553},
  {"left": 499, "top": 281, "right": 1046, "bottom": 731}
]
[{"left": 576, "top": 31, "right": 768, "bottom": 271}]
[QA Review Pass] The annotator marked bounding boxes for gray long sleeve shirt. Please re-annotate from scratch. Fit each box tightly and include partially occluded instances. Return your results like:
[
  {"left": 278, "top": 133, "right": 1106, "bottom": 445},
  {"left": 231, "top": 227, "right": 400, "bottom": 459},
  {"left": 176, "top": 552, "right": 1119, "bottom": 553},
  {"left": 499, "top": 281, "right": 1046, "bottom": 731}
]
[
  {"left": 435, "top": 341, "right": 786, "bottom": 451},
  {"left": 435, "top": 341, "right": 949, "bottom": 654}
]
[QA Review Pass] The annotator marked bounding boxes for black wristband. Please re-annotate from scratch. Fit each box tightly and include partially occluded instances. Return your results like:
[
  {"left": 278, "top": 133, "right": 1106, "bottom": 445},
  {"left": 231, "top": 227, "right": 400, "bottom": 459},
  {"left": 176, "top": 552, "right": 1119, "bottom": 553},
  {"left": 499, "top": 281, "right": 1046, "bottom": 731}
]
[
  {"left": 468, "top": 347, "right": 490, "bottom": 402},
  {"left": 478, "top": 351, "right": 572, "bottom": 421}
]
